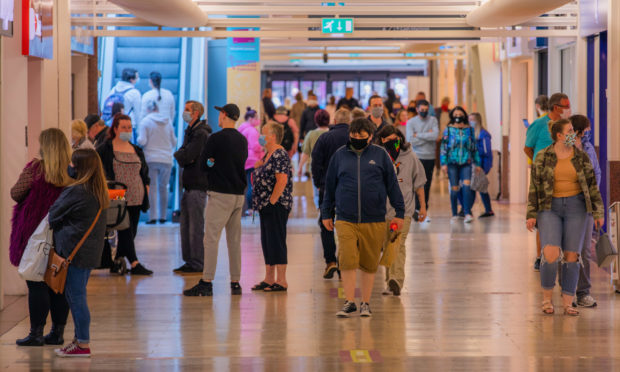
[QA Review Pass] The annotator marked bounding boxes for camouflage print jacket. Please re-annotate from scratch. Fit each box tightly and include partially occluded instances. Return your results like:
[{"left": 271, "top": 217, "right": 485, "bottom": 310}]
[{"left": 526, "top": 145, "right": 604, "bottom": 220}]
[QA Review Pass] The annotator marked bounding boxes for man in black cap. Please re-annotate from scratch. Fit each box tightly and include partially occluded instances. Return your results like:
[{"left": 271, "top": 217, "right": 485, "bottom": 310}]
[
  {"left": 184, "top": 103, "right": 249, "bottom": 297},
  {"left": 85, "top": 114, "right": 109, "bottom": 147}
]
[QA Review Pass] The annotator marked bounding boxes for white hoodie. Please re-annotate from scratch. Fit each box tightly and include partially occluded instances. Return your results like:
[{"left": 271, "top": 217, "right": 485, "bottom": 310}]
[
  {"left": 137, "top": 112, "right": 177, "bottom": 165},
  {"left": 141, "top": 88, "right": 175, "bottom": 124},
  {"left": 103, "top": 81, "right": 142, "bottom": 125}
]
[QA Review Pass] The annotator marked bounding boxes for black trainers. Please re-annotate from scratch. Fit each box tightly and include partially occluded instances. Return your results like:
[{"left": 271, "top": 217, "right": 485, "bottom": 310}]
[
  {"left": 130, "top": 263, "right": 153, "bottom": 276},
  {"left": 534, "top": 257, "right": 541, "bottom": 272},
  {"left": 145, "top": 220, "right": 157, "bottom": 225},
  {"left": 231, "top": 282, "right": 242, "bottom": 295},
  {"left": 184, "top": 280, "right": 213, "bottom": 296},
  {"left": 158, "top": 219, "right": 167, "bottom": 224},
  {"left": 388, "top": 279, "right": 401, "bottom": 296},
  {"left": 479, "top": 211, "right": 495, "bottom": 218},
  {"left": 336, "top": 300, "right": 357, "bottom": 318},
  {"left": 458, "top": 210, "right": 465, "bottom": 218},
  {"left": 173, "top": 264, "right": 201, "bottom": 273}
]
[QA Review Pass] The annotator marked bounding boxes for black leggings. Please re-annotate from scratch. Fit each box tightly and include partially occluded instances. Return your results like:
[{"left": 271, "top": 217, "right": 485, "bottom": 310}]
[
  {"left": 26, "top": 281, "right": 69, "bottom": 328},
  {"left": 116, "top": 206, "right": 141, "bottom": 263}
]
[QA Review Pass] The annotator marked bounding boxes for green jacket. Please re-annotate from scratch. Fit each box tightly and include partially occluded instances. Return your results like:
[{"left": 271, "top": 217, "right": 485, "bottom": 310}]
[{"left": 526, "top": 145, "right": 604, "bottom": 220}]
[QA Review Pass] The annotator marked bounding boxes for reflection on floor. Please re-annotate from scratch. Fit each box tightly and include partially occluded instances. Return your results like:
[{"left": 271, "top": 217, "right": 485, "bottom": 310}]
[{"left": 2, "top": 175, "right": 619, "bottom": 371}]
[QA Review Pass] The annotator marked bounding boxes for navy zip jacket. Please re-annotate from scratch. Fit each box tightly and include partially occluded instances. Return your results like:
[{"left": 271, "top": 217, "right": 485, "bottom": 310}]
[
  {"left": 321, "top": 144, "right": 405, "bottom": 223},
  {"left": 311, "top": 123, "right": 350, "bottom": 189}
]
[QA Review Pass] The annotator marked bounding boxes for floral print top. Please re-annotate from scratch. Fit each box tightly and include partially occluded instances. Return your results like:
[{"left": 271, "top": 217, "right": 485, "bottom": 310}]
[
  {"left": 113, "top": 151, "right": 144, "bottom": 207},
  {"left": 252, "top": 148, "right": 293, "bottom": 211}
]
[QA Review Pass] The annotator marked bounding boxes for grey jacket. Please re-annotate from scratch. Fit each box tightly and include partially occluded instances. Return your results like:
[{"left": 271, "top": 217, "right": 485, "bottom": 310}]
[
  {"left": 406, "top": 115, "right": 439, "bottom": 160},
  {"left": 386, "top": 147, "right": 427, "bottom": 220},
  {"left": 49, "top": 185, "right": 106, "bottom": 269}
]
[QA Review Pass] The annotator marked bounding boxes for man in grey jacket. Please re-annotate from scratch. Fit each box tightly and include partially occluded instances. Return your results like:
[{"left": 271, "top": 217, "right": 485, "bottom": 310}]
[{"left": 406, "top": 99, "right": 438, "bottom": 221}]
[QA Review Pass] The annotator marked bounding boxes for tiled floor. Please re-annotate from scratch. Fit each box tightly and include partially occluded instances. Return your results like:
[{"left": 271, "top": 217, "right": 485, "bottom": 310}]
[{"left": 2, "top": 176, "right": 620, "bottom": 371}]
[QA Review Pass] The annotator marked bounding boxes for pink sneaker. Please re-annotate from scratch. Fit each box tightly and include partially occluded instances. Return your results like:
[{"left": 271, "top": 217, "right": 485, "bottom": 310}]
[{"left": 55, "top": 342, "right": 90, "bottom": 358}]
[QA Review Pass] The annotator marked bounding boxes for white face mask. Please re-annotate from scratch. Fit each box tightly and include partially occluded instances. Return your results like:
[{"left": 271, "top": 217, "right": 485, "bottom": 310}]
[{"left": 560, "top": 108, "right": 572, "bottom": 120}]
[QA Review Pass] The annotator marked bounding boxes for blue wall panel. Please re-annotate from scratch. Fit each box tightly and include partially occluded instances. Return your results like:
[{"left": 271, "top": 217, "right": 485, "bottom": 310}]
[{"left": 207, "top": 39, "right": 228, "bottom": 133}]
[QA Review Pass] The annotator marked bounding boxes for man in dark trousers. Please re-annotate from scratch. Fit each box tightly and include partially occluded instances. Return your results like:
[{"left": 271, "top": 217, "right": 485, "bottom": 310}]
[
  {"left": 173, "top": 100, "right": 210, "bottom": 273},
  {"left": 184, "top": 103, "right": 248, "bottom": 297},
  {"left": 311, "top": 108, "right": 352, "bottom": 279}
]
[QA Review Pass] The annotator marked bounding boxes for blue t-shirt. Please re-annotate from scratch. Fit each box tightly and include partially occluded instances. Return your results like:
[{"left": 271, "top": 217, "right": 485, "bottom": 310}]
[{"left": 525, "top": 115, "right": 552, "bottom": 160}]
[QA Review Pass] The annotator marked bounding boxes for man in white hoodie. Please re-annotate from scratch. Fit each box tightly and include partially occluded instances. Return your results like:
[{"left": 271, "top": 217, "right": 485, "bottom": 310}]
[
  {"left": 103, "top": 68, "right": 142, "bottom": 140},
  {"left": 137, "top": 100, "right": 177, "bottom": 224}
]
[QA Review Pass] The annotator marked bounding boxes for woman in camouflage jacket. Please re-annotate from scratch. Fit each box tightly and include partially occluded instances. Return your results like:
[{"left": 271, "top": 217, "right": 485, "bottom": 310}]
[{"left": 525, "top": 119, "right": 604, "bottom": 316}]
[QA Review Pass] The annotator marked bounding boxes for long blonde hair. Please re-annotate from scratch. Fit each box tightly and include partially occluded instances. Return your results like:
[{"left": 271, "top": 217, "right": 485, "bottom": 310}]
[
  {"left": 39, "top": 128, "right": 72, "bottom": 187},
  {"left": 70, "top": 149, "right": 110, "bottom": 209},
  {"left": 470, "top": 112, "right": 486, "bottom": 138}
]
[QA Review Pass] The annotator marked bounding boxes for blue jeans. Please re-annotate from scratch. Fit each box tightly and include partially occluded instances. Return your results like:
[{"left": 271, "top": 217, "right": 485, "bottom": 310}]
[
  {"left": 447, "top": 164, "right": 472, "bottom": 216},
  {"left": 64, "top": 266, "right": 92, "bottom": 344},
  {"left": 245, "top": 169, "right": 254, "bottom": 212},
  {"left": 538, "top": 195, "right": 587, "bottom": 296},
  {"left": 470, "top": 191, "right": 493, "bottom": 213},
  {"left": 147, "top": 162, "right": 172, "bottom": 221}
]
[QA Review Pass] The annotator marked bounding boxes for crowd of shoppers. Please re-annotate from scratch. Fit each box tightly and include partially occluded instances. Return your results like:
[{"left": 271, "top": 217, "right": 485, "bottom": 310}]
[{"left": 8, "top": 81, "right": 608, "bottom": 363}]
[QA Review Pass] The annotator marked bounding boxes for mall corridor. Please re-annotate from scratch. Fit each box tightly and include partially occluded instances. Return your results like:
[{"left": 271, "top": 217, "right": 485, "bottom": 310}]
[{"left": 1, "top": 179, "right": 618, "bottom": 371}]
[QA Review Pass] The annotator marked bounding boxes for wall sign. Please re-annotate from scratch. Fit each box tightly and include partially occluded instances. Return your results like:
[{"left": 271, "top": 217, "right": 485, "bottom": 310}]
[{"left": 22, "top": 0, "right": 53, "bottom": 59}]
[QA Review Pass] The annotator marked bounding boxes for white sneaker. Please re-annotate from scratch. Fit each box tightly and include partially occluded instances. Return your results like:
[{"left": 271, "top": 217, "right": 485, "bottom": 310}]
[
  {"left": 360, "top": 302, "right": 372, "bottom": 317},
  {"left": 423, "top": 216, "right": 431, "bottom": 223},
  {"left": 464, "top": 214, "right": 474, "bottom": 223},
  {"left": 451, "top": 216, "right": 461, "bottom": 222}
]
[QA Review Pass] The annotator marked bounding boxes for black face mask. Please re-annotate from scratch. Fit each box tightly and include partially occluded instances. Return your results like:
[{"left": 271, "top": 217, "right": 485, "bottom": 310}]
[
  {"left": 349, "top": 137, "right": 369, "bottom": 151},
  {"left": 418, "top": 111, "right": 428, "bottom": 118},
  {"left": 67, "top": 165, "right": 77, "bottom": 180},
  {"left": 454, "top": 116, "right": 465, "bottom": 124},
  {"left": 383, "top": 139, "right": 401, "bottom": 160}
]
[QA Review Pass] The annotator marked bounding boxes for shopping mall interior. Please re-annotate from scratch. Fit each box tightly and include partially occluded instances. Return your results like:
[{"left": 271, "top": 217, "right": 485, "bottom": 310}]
[{"left": 1, "top": 0, "right": 620, "bottom": 370}]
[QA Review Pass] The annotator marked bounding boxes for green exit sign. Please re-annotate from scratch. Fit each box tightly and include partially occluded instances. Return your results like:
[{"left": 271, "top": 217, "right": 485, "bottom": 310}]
[{"left": 321, "top": 18, "right": 353, "bottom": 34}]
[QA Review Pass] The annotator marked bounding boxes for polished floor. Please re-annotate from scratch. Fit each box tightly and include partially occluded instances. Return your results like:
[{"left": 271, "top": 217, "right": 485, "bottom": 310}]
[{"left": 2, "top": 175, "right": 620, "bottom": 371}]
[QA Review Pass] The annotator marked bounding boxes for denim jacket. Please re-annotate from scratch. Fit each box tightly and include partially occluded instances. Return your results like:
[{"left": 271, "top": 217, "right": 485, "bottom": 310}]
[{"left": 526, "top": 145, "right": 604, "bottom": 220}]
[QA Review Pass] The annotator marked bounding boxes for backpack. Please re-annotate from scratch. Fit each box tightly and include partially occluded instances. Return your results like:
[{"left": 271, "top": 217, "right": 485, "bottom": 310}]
[
  {"left": 275, "top": 117, "right": 294, "bottom": 152},
  {"left": 101, "top": 86, "right": 134, "bottom": 123}
]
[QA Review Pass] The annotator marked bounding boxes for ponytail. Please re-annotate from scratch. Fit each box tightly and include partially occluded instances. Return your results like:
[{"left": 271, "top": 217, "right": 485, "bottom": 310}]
[{"left": 150, "top": 71, "right": 162, "bottom": 101}]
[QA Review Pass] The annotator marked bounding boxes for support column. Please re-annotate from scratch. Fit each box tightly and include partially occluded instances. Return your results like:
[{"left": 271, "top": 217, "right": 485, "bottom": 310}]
[
  {"left": 608, "top": 0, "right": 620, "bottom": 205},
  {"left": 1, "top": 0, "right": 29, "bottom": 305}
]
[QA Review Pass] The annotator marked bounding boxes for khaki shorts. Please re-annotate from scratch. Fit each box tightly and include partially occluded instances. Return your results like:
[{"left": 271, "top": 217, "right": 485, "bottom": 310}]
[{"left": 335, "top": 221, "right": 387, "bottom": 273}]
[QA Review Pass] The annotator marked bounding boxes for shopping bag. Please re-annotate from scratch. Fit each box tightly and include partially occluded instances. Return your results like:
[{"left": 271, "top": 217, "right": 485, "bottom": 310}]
[
  {"left": 18, "top": 214, "right": 53, "bottom": 282},
  {"left": 596, "top": 229, "right": 618, "bottom": 267},
  {"left": 471, "top": 170, "right": 489, "bottom": 193}
]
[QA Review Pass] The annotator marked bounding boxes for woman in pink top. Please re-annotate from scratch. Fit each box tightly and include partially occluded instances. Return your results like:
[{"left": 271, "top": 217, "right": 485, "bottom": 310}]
[{"left": 238, "top": 107, "right": 264, "bottom": 215}]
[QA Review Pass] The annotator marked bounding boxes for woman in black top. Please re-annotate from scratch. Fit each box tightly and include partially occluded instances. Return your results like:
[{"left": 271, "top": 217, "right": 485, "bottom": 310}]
[
  {"left": 96, "top": 114, "right": 152, "bottom": 275},
  {"left": 49, "top": 149, "right": 109, "bottom": 357}
]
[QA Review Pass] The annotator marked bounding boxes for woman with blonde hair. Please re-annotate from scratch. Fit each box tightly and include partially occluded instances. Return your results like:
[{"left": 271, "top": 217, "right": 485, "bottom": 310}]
[
  {"left": 71, "top": 119, "right": 95, "bottom": 150},
  {"left": 10, "top": 128, "right": 72, "bottom": 346},
  {"left": 468, "top": 112, "right": 495, "bottom": 218},
  {"left": 51, "top": 149, "right": 109, "bottom": 357}
]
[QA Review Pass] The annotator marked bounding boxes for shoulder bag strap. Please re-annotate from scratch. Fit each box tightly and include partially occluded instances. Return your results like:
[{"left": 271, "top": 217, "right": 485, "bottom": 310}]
[{"left": 67, "top": 208, "right": 103, "bottom": 264}]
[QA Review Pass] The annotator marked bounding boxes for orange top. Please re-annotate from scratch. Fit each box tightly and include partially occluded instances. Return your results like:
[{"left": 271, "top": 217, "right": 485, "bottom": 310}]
[{"left": 553, "top": 156, "right": 581, "bottom": 197}]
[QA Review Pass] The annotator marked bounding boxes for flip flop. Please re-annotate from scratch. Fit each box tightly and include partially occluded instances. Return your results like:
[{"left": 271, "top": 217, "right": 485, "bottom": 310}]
[
  {"left": 264, "top": 283, "right": 287, "bottom": 292},
  {"left": 251, "top": 281, "right": 272, "bottom": 291}
]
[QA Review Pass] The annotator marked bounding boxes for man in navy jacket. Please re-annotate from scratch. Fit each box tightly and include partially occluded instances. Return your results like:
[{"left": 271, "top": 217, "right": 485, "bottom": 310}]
[
  {"left": 321, "top": 118, "right": 405, "bottom": 318},
  {"left": 311, "top": 108, "right": 353, "bottom": 279}
]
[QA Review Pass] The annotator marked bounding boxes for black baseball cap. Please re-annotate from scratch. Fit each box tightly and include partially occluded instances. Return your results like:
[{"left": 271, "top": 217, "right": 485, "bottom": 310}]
[
  {"left": 214, "top": 104, "right": 240, "bottom": 121},
  {"left": 84, "top": 114, "right": 101, "bottom": 129}
]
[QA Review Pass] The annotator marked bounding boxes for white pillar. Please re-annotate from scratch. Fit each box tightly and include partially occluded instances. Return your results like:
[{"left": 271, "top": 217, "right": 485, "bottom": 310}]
[{"left": 609, "top": 0, "right": 620, "bottom": 162}]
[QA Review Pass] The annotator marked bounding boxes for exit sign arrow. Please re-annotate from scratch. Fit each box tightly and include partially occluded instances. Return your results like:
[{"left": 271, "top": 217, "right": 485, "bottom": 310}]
[{"left": 322, "top": 18, "right": 354, "bottom": 34}]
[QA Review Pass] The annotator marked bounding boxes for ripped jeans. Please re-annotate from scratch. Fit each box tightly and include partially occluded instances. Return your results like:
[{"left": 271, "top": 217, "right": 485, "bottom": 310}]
[
  {"left": 537, "top": 194, "right": 588, "bottom": 296},
  {"left": 447, "top": 164, "right": 472, "bottom": 216}
]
